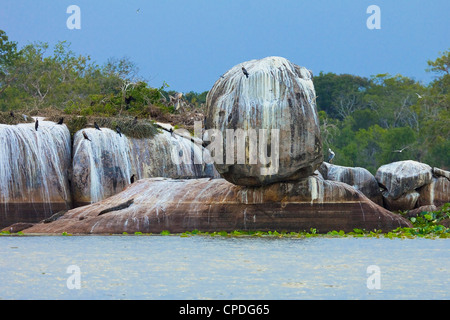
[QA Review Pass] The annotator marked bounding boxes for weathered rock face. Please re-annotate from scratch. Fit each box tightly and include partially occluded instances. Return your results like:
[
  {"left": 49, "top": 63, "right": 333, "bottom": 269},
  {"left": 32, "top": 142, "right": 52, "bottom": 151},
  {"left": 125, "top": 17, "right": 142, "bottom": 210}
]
[
  {"left": 375, "top": 160, "right": 433, "bottom": 199},
  {"left": 205, "top": 56, "right": 322, "bottom": 186},
  {"left": 375, "top": 160, "right": 449, "bottom": 211},
  {"left": 22, "top": 176, "right": 412, "bottom": 234},
  {"left": 319, "top": 162, "right": 383, "bottom": 205},
  {"left": 72, "top": 128, "right": 218, "bottom": 206},
  {"left": 433, "top": 167, "right": 450, "bottom": 180},
  {"left": 417, "top": 176, "right": 450, "bottom": 208},
  {"left": 383, "top": 190, "right": 420, "bottom": 211},
  {"left": 0, "top": 121, "right": 72, "bottom": 228}
]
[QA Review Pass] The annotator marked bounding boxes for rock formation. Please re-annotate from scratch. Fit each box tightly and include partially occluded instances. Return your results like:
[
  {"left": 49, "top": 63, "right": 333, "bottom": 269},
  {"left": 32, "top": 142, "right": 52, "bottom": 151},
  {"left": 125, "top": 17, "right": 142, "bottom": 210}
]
[
  {"left": 21, "top": 176, "right": 412, "bottom": 234},
  {"left": 375, "top": 160, "right": 433, "bottom": 210},
  {"left": 0, "top": 120, "right": 72, "bottom": 228},
  {"left": 72, "top": 128, "right": 218, "bottom": 206},
  {"left": 205, "top": 56, "right": 322, "bottom": 186},
  {"left": 319, "top": 162, "right": 383, "bottom": 206},
  {"left": 418, "top": 176, "right": 450, "bottom": 208},
  {"left": 375, "top": 160, "right": 449, "bottom": 211},
  {"left": 1, "top": 57, "right": 448, "bottom": 233},
  {"left": 382, "top": 190, "right": 420, "bottom": 212}
]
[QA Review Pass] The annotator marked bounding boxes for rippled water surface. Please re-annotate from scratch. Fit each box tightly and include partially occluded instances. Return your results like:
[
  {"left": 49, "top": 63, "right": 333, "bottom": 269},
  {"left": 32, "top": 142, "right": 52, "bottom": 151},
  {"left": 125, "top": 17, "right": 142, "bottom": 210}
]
[{"left": 0, "top": 236, "right": 448, "bottom": 300}]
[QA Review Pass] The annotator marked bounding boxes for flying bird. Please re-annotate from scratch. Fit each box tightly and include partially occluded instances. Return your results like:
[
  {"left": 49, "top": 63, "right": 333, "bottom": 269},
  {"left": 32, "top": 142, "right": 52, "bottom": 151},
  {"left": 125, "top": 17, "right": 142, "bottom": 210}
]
[
  {"left": 57, "top": 117, "right": 64, "bottom": 125},
  {"left": 82, "top": 131, "right": 91, "bottom": 141},
  {"left": 328, "top": 148, "right": 335, "bottom": 163},
  {"left": 416, "top": 93, "right": 423, "bottom": 99},
  {"left": 116, "top": 126, "right": 122, "bottom": 137},
  {"left": 242, "top": 66, "right": 249, "bottom": 78},
  {"left": 94, "top": 122, "right": 101, "bottom": 131},
  {"left": 136, "top": 8, "right": 140, "bottom": 14},
  {"left": 393, "top": 146, "right": 410, "bottom": 153},
  {"left": 35, "top": 119, "right": 39, "bottom": 131}
]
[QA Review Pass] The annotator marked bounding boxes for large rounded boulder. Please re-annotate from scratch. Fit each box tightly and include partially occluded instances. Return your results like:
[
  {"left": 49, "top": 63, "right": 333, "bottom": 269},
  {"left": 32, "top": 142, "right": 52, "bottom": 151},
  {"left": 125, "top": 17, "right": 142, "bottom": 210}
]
[{"left": 205, "top": 56, "right": 322, "bottom": 186}]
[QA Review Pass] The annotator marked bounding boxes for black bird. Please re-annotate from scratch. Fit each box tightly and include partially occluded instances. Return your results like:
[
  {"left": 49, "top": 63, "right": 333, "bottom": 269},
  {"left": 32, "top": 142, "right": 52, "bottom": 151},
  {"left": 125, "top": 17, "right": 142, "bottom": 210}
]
[
  {"left": 132, "top": 116, "right": 138, "bottom": 125},
  {"left": 116, "top": 126, "right": 122, "bottom": 137},
  {"left": 94, "top": 122, "right": 101, "bottom": 131},
  {"left": 9, "top": 111, "right": 14, "bottom": 118},
  {"left": 130, "top": 174, "right": 135, "bottom": 184},
  {"left": 57, "top": 117, "right": 64, "bottom": 125},
  {"left": 82, "top": 131, "right": 91, "bottom": 141},
  {"left": 242, "top": 66, "right": 249, "bottom": 78},
  {"left": 169, "top": 127, "right": 176, "bottom": 138},
  {"left": 35, "top": 119, "right": 39, "bottom": 131}
]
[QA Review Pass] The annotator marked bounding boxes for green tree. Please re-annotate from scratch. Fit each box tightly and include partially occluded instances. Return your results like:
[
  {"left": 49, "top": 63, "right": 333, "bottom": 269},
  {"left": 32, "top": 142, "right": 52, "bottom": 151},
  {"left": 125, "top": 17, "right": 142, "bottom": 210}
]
[{"left": 314, "top": 72, "right": 370, "bottom": 119}]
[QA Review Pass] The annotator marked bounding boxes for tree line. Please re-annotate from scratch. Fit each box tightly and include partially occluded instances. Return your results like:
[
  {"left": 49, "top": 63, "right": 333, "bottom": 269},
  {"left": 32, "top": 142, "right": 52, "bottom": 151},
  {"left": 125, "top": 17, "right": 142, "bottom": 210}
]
[
  {"left": 314, "top": 52, "right": 449, "bottom": 172},
  {"left": 0, "top": 30, "right": 448, "bottom": 171}
]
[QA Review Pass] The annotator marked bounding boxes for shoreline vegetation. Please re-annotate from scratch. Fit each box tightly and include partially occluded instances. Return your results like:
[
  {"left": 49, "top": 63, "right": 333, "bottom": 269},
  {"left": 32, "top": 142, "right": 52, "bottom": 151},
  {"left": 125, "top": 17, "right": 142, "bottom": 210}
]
[{"left": 1, "top": 203, "right": 449, "bottom": 239}]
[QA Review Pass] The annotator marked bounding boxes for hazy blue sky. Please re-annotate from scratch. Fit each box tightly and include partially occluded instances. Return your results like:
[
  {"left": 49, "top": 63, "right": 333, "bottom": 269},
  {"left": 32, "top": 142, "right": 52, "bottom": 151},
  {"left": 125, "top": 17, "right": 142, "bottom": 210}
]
[{"left": 1, "top": 0, "right": 449, "bottom": 92}]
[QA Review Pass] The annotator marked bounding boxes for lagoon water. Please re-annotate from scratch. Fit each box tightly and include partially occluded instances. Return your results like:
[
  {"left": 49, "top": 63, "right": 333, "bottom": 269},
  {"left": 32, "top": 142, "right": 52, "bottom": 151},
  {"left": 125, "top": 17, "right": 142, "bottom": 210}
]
[{"left": 0, "top": 236, "right": 449, "bottom": 300}]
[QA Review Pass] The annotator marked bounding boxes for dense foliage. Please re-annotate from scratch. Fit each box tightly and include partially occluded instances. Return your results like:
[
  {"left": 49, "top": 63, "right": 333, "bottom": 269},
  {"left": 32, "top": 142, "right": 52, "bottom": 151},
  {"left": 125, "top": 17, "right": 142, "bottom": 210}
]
[
  {"left": 315, "top": 51, "right": 449, "bottom": 172},
  {"left": 0, "top": 30, "right": 448, "bottom": 170}
]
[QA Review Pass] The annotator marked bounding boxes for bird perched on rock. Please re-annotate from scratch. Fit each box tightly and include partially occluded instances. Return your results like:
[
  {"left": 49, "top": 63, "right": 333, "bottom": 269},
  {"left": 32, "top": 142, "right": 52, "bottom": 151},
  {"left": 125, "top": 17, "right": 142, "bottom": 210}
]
[
  {"left": 116, "top": 126, "right": 122, "bottom": 137},
  {"left": 82, "top": 131, "right": 91, "bottom": 141},
  {"left": 35, "top": 119, "right": 39, "bottom": 131},
  {"left": 328, "top": 148, "right": 335, "bottom": 163},
  {"left": 169, "top": 127, "right": 177, "bottom": 139},
  {"left": 57, "top": 117, "right": 64, "bottom": 125},
  {"left": 130, "top": 174, "right": 135, "bottom": 184},
  {"left": 94, "top": 122, "right": 101, "bottom": 131},
  {"left": 242, "top": 66, "right": 249, "bottom": 78}
]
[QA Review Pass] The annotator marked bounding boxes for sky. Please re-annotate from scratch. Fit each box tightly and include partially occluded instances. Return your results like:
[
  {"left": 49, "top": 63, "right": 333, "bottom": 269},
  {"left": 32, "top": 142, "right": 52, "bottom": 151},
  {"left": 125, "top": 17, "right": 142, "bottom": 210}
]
[{"left": 1, "top": 0, "right": 449, "bottom": 93}]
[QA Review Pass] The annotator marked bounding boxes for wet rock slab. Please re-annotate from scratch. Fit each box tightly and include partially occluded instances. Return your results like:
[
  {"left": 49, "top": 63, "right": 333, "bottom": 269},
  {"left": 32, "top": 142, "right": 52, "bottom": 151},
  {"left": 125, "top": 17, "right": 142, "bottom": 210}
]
[{"left": 21, "top": 177, "right": 412, "bottom": 234}]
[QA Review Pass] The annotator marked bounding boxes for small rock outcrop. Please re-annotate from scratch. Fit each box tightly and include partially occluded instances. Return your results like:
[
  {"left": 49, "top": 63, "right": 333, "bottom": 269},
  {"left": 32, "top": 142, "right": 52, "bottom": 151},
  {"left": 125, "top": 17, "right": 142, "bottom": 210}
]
[
  {"left": 418, "top": 176, "right": 450, "bottom": 208},
  {"left": 205, "top": 56, "right": 322, "bottom": 186},
  {"left": 376, "top": 160, "right": 433, "bottom": 199},
  {"left": 375, "top": 160, "right": 433, "bottom": 210},
  {"left": 319, "top": 162, "right": 383, "bottom": 205}
]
